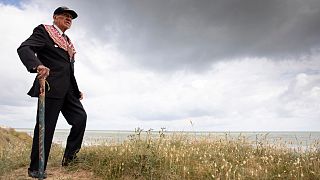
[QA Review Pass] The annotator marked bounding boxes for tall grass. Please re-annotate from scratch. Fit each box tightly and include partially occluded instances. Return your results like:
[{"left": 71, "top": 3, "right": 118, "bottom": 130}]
[
  {"left": 1, "top": 127, "right": 319, "bottom": 179},
  {"left": 0, "top": 128, "right": 32, "bottom": 175},
  {"left": 0, "top": 128, "right": 64, "bottom": 176},
  {"left": 75, "top": 129, "right": 320, "bottom": 179}
]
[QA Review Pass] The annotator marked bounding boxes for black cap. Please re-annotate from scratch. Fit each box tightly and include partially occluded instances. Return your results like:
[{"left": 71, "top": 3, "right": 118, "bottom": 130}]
[{"left": 53, "top": 6, "right": 78, "bottom": 19}]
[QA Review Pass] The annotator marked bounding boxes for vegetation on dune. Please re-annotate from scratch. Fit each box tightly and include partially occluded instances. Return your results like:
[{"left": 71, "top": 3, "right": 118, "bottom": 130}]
[
  {"left": 0, "top": 127, "right": 320, "bottom": 179},
  {"left": 76, "top": 129, "right": 320, "bottom": 179},
  {"left": 0, "top": 127, "right": 32, "bottom": 175},
  {"left": 0, "top": 127, "right": 64, "bottom": 176}
]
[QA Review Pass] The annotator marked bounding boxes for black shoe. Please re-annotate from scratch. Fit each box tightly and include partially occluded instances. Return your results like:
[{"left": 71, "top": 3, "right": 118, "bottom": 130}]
[
  {"left": 62, "top": 155, "right": 79, "bottom": 166},
  {"left": 28, "top": 169, "right": 47, "bottom": 179}
]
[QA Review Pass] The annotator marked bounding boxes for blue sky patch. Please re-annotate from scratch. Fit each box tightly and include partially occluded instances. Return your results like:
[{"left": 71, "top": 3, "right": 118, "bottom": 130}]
[{"left": 0, "top": 0, "right": 23, "bottom": 7}]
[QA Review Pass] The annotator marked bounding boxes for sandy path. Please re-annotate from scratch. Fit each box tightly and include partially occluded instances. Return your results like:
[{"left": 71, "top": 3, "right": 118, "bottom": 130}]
[{"left": 0, "top": 166, "right": 102, "bottom": 180}]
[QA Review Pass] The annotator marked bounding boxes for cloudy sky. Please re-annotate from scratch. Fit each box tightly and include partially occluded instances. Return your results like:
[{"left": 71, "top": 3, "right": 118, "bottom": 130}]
[{"left": 0, "top": 0, "right": 319, "bottom": 131}]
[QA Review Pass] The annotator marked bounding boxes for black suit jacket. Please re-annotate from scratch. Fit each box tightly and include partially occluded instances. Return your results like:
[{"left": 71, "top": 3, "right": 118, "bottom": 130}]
[{"left": 17, "top": 24, "right": 81, "bottom": 99}]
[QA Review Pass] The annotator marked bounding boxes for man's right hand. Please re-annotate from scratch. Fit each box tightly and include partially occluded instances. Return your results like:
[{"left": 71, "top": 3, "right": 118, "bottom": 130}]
[{"left": 37, "top": 65, "right": 50, "bottom": 79}]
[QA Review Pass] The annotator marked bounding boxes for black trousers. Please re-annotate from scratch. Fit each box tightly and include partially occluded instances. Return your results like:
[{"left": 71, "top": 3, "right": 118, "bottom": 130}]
[{"left": 29, "top": 88, "right": 87, "bottom": 171}]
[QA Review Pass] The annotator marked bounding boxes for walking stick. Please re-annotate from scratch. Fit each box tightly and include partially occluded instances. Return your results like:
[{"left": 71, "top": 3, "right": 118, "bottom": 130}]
[{"left": 38, "top": 78, "right": 46, "bottom": 180}]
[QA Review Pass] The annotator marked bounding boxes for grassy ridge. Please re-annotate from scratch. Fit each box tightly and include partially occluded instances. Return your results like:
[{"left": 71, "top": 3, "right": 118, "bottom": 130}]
[
  {"left": 0, "top": 127, "right": 319, "bottom": 179},
  {"left": 75, "top": 131, "right": 320, "bottom": 179},
  {"left": 0, "top": 127, "right": 32, "bottom": 175},
  {"left": 0, "top": 127, "right": 64, "bottom": 175}
]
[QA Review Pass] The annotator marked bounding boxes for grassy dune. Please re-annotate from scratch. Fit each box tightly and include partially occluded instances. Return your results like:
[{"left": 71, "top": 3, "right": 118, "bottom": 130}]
[
  {"left": 1, "top": 127, "right": 319, "bottom": 179},
  {"left": 0, "top": 127, "right": 32, "bottom": 175},
  {"left": 76, "top": 131, "right": 320, "bottom": 179}
]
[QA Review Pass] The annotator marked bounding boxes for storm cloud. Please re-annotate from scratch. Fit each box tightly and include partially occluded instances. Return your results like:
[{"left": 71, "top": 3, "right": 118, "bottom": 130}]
[{"left": 63, "top": 0, "right": 320, "bottom": 71}]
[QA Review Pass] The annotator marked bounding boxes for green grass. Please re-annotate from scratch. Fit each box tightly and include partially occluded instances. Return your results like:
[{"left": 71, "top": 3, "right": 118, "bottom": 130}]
[{"left": 1, "top": 127, "right": 319, "bottom": 179}]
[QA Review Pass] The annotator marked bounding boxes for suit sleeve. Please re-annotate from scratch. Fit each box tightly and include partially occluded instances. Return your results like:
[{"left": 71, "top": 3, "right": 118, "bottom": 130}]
[
  {"left": 17, "top": 25, "right": 46, "bottom": 73},
  {"left": 71, "top": 74, "right": 81, "bottom": 98},
  {"left": 70, "top": 59, "right": 81, "bottom": 98}
]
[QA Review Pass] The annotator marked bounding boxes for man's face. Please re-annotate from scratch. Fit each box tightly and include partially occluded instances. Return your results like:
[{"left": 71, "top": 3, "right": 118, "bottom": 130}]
[{"left": 53, "top": 13, "right": 73, "bottom": 32}]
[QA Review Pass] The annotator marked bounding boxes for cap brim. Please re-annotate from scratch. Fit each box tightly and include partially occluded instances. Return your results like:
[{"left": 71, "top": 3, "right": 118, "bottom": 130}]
[
  {"left": 64, "top": 9, "right": 78, "bottom": 19},
  {"left": 55, "top": 9, "right": 77, "bottom": 19}
]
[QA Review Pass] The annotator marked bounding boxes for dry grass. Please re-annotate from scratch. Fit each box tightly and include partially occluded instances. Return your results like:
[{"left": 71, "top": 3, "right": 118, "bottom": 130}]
[
  {"left": 75, "top": 129, "right": 320, "bottom": 179},
  {"left": 0, "top": 127, "right": 32, "bottom": 175},
  {"left": 1, "top": 127, "right": 319, "bottom": 179}
]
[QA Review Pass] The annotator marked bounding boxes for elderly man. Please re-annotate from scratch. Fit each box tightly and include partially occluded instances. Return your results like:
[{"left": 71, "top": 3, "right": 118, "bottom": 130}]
[{"left": 17, "top": 7, "right": 87, "bottom": 178}]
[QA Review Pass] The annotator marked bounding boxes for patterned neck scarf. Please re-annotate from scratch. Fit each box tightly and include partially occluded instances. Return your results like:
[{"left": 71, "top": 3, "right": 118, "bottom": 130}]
[{"left": 43, "top": 24, "right": 76, "bottom": 60}]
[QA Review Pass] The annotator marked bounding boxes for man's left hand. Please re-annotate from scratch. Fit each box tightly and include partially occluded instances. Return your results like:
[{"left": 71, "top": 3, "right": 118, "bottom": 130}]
[{"left": 79, "top": 92, "right": 84, "bottom": 100}]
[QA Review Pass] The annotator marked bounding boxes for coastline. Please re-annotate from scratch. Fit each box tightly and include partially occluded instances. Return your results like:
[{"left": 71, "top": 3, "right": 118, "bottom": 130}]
[{"left": 14, "top": 128, "right": 320, "bottom": 149}]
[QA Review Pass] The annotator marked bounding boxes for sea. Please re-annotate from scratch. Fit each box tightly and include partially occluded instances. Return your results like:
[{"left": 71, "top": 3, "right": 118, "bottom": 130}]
[{"left": 15, "top": 129, "right": 320, "bottom": 151}]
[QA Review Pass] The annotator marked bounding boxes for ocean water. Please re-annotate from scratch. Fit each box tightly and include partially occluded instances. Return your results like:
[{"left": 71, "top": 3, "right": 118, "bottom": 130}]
[{"left": 16, "top": 129, "right": 320, "bottom": 150}]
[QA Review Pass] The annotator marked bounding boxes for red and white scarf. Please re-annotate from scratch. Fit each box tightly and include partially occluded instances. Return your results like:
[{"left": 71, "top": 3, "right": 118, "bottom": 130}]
[{"left": 43, "top": 24, "right": 76, "bottom": 60}]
